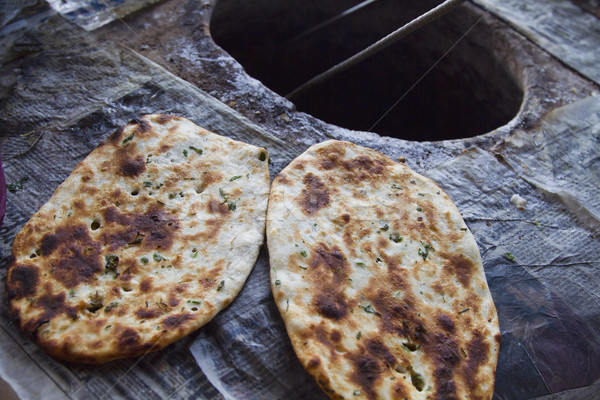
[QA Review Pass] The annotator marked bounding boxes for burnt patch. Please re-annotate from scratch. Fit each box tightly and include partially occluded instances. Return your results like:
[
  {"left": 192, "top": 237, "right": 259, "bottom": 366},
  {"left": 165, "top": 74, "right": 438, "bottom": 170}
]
[
  {"left": 117, "top": 327, "right": 142, "bottom": 350},
  {"left": 343, "top": 156, "right": 390, "bottom": 180},
  {"left": 140, "top": 277, "right": 153, "bottom": 293},
  {"left": 418, "top": 332, "right": 461, "bottom": 400},
  {"left": 441, "top": 252, "right": 476, "bottom": 287},
  {"left": 307, "top": 243, "right": 354, "bottom": 320},
  {"left": 119, "top": 154, "right": 146, "bottom": 178},
  {"left": 7, "top": 264, "right": 39, "bottom": 300},
  {"left": 292, "top": 160, "right": 306, "bottom": 170},
  {"left": 316, "top": 142, "right": 345, "bottom": 170},
  {"left": 349, "top": 354, "right": 384, "bottom": 400},
  {"left": 162, "top": 313, "right": 193, "bottom": 330},
  {"left": 365, "top": 338, "right": 397, "bottom": 367},
  {"left": 127, "top": 117, "right": 152, "bottom": 135},
  {"left": 307, "top": 357, "right": 321, "bottom": 369},
  {"left": 298, "top": 173, "right": 330, "bottom": 215},
  {"left": 437, "top": 313, "right": 456, "bottom": 333},
  {"left": 369, "top": 280, "right": 416, "bottom": 337},
  {"left": 463, "top": 331, "right": 490, "bottom": 391},
  {"left": 154, "top": 114, "right": 176, "bottom": 125},
  {"left": 314, "top": 292, "right": 349, "bottom": 320},
  {"left": 309, "top": 243, "right": 350, "bottom": 286},
  {"left": 102, "top": 205, "right": 179, "bottom": 252},
  {"left": 274, "top": 172, "right": 291, "bottom": 185},
  {"left": 106, "top": 127, "right": 125, "bottom": 145},
  {"left": 24, "top": 290, "right": 78, "bottom": 340},
  {"left": 41, "top": 225, "right": 103, "bottom": 288},
  {"left": 135, "top": 308, "right": 161, "bottom": 319},
  {"left": 207, "top": 199, "right": 231, "bottom": 216},
  {"left": 200, "top": 171, "right": 223, "bottom": 190},
  {"left": 330, "top": 329, "right": 342, "bottom": 342}
]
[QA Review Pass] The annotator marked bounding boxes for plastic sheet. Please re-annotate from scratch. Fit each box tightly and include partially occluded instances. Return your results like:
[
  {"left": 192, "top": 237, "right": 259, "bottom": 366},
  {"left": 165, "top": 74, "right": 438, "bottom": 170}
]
[{"left": 473, "top": 0, "right": 600, "bottom": 86}]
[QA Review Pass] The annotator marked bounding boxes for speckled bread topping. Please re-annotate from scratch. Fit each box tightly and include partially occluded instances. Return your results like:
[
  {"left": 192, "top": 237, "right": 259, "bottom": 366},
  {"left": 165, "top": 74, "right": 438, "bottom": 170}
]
[
  {"left": 7, "top": 114, "right": 270, "bottom": 363},
  {"left": 267, "top": 140, "right": 500, "bottom": 400}
]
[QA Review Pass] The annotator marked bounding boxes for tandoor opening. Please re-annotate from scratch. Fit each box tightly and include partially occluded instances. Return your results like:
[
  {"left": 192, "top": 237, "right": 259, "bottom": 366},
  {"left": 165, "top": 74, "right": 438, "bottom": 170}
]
[{"left": 211, "top": 0, "right": 524, "bottom": 141}]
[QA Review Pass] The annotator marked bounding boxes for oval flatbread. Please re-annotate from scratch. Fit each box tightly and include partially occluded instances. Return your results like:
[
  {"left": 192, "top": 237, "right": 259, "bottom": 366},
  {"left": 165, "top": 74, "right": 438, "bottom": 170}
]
[
  {"left": 267, "top": 140, "right": 500, "bottom": 399},
  {"left": 7, "top": 114, "right": 270, "bottom": 363}
]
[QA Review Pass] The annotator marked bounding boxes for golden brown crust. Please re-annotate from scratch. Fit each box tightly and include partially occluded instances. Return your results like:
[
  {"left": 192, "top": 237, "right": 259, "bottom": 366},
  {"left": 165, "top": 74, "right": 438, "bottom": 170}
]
[
  {"left": 267, "top": 140, "right": 500, "bottom": 400},
  {"left": 7, "top": 114, "right": 270, "bottom": 363}
]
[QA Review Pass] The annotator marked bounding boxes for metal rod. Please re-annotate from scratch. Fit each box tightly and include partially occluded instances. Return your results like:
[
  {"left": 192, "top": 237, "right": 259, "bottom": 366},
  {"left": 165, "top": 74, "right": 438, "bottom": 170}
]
[
  {"left": 285, "top": 0, "right": 467, "bottom": 100},
  {"left": 288, "top": 0, "right": 379, "bottom": 44}
]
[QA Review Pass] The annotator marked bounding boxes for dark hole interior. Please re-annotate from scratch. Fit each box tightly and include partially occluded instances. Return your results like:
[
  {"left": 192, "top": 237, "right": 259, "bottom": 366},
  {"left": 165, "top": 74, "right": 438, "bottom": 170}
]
[{"left": 211, "top": 0, "right": 524, "bottom": 141}]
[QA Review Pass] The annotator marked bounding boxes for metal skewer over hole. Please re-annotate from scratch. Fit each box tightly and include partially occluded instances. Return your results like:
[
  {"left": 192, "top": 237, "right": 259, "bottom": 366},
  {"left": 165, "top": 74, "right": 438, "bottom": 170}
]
[{"left": 285, "top": 0, "right": 467, "bottom": 101}]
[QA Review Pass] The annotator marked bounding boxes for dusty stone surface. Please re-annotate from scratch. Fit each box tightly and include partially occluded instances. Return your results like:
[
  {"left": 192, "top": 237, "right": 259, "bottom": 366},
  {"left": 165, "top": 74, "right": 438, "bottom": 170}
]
[{"left": 98, "top": 0, "right": 597, "bottom": 171}]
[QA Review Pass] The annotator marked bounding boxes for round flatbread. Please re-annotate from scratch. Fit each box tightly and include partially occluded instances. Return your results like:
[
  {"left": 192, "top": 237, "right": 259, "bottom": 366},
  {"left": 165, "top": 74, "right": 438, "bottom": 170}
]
[
  {"left": 7, "top": 114, "right": 270, "bottom": 363},
  {"left": 267, "top": 140, "right": 500, "bottom": 399}
]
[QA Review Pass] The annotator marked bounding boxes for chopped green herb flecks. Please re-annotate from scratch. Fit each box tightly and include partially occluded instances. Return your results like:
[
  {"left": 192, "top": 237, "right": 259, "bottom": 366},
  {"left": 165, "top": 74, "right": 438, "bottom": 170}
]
[
  {"left": 356, "top": 331, "right": 361, "bottom": 340},
  {"left": 127, "top": 232, "right": 144, "bottom": 246},
  {"left": 122, "top": 133, "right": 134, "bottom": 144},
  {"left": 105, "top": 325, "right": 112, "bottom": 330},
  {"left": 418, "top": 242, "right": 435, "bottom": 260},
  {"left": 228, "top": 201, "right": 237, "bottom": 211},
  {"left": 418, "top": 193, "right": 426, "bottom": 196},
  {"left": 275, "top": 280, "right": 281, "bottom": 286},
  {"left": 300, "top": 250, "right": 308, "bottom": 257},
  {"left": 391, "top": 184, "right": 402, "bottom": 190},
  {"left": 143, "top": 181, "right": 152, "bottom": 187},
  {"left": 416, "top": 207, "right": 423, "bottom": 212},
  {"left": 359, "top": 304, "right": 381, "bottom": 316},
  {"left": 188, "top": 300, "right": 201, "bottom": 305},
  {"left": 157, "top": 300, "right": 169, "bottom": 312},
  {"left": 189, "top": 146, "right": 203, "bottom": 155},
  {"left": 104, "top": 254, "right": 120, "bottom": 278},
  {"left": 356, "top": 262, "right": 366, "bottom": 267},
  {"left": 259, "top": 151, "right": 267, "bottom": 161},
  {"left": 230, "top": 175, "right": 243, "bottom": 182},
  {"left": 381, "top": 224, "right": 389, "bottom": 231},
  {"left": 146, "top": 154, "right": 152, "bottom": 163},
  {"left": 183, "top": 149, "right": 188, "bottom": 157},
  {"left": 7, "top": 177, "right": 29, "bottom": 193},
  {"left": 402, "top": 343, "right": 419, "bottom": 352},
  {"left": 69, "top": 289, "right": 75, "bottom": 297},
  {"left": 412, "top": 373, "right": 425, "bottom": 391},
  {"left": 460, "top": 228, "right": 468, "bottom": 231},
  {"left": 104, "top": 302, "right": 119, "bottom": 312},
  {"left": 87, "top": 291, "right": 104, "bottom": 313},
  {"left": 140, "top": 257, "right": 149, "bottom": 264},
  {"left": 192, "top": 250, "right": 198, "bottom": 258},
  {"left": 299, "top": 265, "right": 308, "bottom": 270},
  {"left": 505, "top": 252, "right": 515, "bottom": 262},
  {"left": 458, "top": 308, "right": 471, "bottom": 314},
  {"left": 389, "top": 234, "right": 403, "bottom": 243},
  {"left": 153, "top": 252, "right": 166, "bottom": 262},
  {"left": 217, "top": 280, "right": 225, "bottom": 291}
]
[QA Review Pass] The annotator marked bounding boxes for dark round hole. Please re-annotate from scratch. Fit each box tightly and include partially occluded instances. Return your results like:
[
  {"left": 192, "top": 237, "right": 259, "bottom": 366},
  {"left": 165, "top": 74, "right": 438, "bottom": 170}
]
[
  {"left": 211, "top": 0, "right": 523, "bottom": 141},
  {"left": 131, "top": 189, "right": 139, "bottom": 196},
  {"left": 91, "top": 219, "right": 102, "bottom": 230}
]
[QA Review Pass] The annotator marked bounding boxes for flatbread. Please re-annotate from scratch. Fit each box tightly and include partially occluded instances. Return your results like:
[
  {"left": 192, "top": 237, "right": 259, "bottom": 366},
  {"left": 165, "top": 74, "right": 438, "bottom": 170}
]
[
  {"left": 267, "top": 140, "right": 500, "bottom": 400},
  {"left": 6, "top": 114, "right": 270, "bottom": 363}
]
